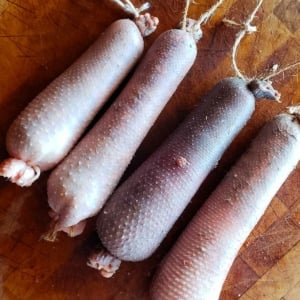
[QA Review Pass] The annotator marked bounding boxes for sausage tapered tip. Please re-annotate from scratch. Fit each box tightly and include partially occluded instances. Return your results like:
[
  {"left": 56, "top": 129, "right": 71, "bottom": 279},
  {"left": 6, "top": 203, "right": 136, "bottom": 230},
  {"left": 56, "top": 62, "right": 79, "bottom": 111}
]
[{"left": 41, "top": 210, "right": 86, "bottom": 241}]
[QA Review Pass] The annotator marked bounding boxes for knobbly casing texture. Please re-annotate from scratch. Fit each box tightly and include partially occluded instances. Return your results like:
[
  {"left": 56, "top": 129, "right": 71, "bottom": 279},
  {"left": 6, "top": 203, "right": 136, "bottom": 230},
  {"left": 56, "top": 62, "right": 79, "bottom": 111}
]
[
  {"left": 95, "top": 77, "right": 278, "bottom": 264},
  {"left": 0, "top": 19, "right": 144, "bottom": 186},
  {"left": 151, "top": 112, "right": 300, "bottom": 300},
  {"left": 46, "top": 29, "right": 197, "bottom": 237}
]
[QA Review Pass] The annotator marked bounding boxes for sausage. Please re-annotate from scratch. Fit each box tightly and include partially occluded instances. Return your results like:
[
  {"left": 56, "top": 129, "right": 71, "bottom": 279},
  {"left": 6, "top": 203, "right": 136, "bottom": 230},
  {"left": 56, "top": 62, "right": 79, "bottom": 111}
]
[
  {"left": 44, "top": 28, "right": 198, "bottom": 241},
  {"left": 0, "top": 18, "right": 147, "bottom": 187},
  {"left": 88, "top": 77, "right": 279, "bottom": 277},
  {"left": 150, "top": 108, "right": 300, "bottom": 300}
]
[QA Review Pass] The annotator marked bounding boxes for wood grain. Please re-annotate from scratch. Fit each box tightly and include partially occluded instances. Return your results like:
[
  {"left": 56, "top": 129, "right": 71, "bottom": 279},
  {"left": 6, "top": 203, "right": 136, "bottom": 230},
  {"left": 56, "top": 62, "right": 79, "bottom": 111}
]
[{"left": 0, "top": 0, "right": 299, "bottom": 299}]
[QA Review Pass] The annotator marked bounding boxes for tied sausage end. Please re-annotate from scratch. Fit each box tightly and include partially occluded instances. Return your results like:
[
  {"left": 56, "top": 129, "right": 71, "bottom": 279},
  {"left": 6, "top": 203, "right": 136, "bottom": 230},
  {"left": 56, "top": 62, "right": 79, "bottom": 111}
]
[
  {"left": 287, "top": 105, "right": 300, "bottom": 122},
  {"left": 247, "top": 79, "right": 281, "bottom": 102},
  {"left": 87, "top": 246, "right": 121, "bottom": 278},
  {"left": 178, "top": 18, "right": 203, "bottom": 42},
  {"left": 134, "top": 13, "right": 159, "bottom": 37},
  {"left": 0, "top": 158, "right": 40, "bottom": 187}
]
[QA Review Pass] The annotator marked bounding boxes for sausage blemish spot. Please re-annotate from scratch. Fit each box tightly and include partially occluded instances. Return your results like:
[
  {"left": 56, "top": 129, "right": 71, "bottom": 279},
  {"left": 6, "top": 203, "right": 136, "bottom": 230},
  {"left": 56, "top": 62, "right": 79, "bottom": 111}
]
[{"left": 175, "top": 156, "right": 188, "bottom": 168}]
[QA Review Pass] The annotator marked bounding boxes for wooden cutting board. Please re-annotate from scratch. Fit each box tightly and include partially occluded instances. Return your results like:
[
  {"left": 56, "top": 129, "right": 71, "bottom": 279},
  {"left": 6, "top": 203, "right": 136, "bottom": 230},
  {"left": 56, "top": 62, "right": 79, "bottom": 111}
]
[{"left": 0, "top": 0, "right": 299, "bottom": 299}]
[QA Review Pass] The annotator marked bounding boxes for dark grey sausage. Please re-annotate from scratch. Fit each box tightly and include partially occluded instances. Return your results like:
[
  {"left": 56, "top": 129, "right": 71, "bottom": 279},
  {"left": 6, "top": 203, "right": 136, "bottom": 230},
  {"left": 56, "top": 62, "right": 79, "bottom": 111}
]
[{"left": 89, "top": 77, "right": 279, "bottom": 277}]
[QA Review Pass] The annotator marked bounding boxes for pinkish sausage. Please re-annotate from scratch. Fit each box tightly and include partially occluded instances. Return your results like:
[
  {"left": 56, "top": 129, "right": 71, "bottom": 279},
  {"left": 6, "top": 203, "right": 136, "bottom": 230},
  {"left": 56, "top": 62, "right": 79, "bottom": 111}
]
[
  {"left": 88, "top": 77, "right": 279, "bottom": 277},
  {"left": 0, "top": 15, "right": 158, "bottom": 187},
  {"left": 44, "top": 28, "right": 198, "bottom": 241},
  {"left": 151, "top": 108, "right": 300, "bottom": 300}
]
